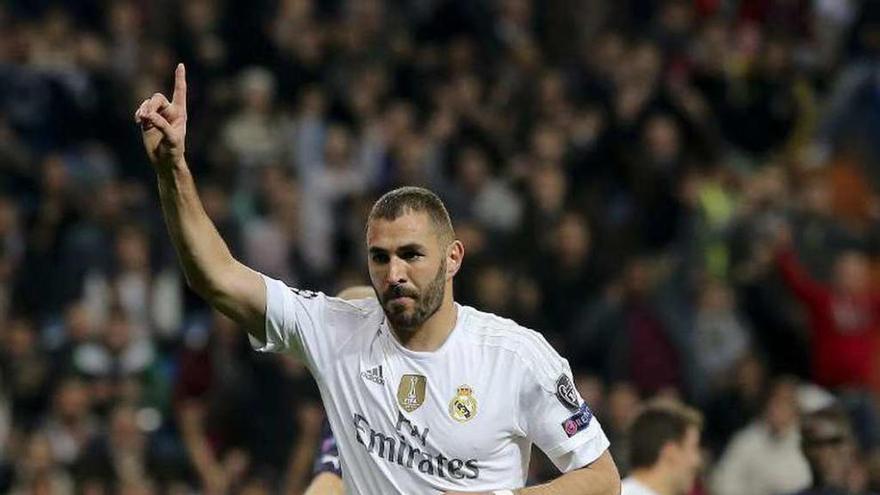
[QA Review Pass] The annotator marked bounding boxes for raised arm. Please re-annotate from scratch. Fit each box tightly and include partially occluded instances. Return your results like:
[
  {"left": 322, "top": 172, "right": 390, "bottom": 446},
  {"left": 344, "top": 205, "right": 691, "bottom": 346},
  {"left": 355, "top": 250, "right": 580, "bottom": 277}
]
[
  {"left": 134, "top": 64, "right": 267, "bottom": 342},
  {"left": 765, "top": 222, "right": 828, "bottom": 308},
  {"left": 775, "top": 248, "right": 828, "bottom": 309}
]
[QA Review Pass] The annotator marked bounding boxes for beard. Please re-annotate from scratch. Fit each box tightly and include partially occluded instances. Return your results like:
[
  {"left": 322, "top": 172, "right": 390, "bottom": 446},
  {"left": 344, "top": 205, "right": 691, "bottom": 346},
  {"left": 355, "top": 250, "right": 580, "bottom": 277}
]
[{"left": 379, "top": 258, "right": 447, "bottom": 332}]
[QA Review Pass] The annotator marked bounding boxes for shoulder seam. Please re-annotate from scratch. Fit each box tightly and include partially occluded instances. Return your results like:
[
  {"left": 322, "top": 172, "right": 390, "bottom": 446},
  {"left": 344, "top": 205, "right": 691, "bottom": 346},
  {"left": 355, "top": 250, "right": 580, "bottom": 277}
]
[{"left": 323, "top": 295, "right": 377, "bottom": 318}]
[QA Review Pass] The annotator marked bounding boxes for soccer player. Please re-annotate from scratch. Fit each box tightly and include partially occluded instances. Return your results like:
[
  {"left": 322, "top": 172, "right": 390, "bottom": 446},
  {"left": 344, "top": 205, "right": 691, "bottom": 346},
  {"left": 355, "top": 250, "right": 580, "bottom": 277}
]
[
  {"left": 135, "top": 64, "right": 620, "bottom": 494},
  {"left": 620, "top": 401, "right": 703, "bottom": 495}
]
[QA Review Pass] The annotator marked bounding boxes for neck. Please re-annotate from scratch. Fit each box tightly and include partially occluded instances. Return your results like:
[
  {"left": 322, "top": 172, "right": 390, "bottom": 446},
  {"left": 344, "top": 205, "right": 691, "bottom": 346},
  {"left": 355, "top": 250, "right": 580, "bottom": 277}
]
[
  {"left": 390, "top": 286, "right": 458, "bottom": 352},
  {"left": 766, "top": 420, "right": 794, "bottom": 437},
  {"left": 631, "top": 468, "right": 679, "bottom": 495}
]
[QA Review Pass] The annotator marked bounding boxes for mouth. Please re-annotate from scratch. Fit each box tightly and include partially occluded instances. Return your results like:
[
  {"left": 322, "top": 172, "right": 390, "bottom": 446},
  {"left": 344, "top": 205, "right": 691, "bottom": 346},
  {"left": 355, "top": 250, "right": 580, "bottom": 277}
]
[{"left": 388, "top": 295, "right": 415, "bottom": 304}]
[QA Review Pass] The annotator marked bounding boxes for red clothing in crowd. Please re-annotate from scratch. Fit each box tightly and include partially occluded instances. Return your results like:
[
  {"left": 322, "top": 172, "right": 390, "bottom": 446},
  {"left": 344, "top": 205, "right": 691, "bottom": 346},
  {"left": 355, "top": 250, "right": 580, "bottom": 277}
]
[{"left": 776, "top": 250, "right": 879, "bottom": 389}]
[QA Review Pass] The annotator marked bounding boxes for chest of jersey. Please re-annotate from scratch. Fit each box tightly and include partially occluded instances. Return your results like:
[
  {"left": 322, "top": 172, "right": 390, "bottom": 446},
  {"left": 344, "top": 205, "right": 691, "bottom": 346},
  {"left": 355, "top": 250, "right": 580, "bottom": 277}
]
[{"left": 323, "top": 326, "right": 527, "bottom": 487}]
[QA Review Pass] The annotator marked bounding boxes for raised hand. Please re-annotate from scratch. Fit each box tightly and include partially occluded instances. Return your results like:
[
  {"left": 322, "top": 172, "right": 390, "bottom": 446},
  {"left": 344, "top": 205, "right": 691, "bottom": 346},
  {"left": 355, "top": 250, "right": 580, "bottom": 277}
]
[{"left": 134, "top": 63, "right": 188, "bottom": 171}]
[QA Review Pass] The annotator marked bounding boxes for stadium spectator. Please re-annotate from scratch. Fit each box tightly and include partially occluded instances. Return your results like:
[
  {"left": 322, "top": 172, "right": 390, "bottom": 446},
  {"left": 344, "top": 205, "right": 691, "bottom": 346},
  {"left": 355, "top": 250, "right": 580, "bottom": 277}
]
[
  {"left": 710, "top": 377, "right": 811, "bottom": 495},
  {"left": 620, "top": 399, "right": 703, "bottom": 495}
]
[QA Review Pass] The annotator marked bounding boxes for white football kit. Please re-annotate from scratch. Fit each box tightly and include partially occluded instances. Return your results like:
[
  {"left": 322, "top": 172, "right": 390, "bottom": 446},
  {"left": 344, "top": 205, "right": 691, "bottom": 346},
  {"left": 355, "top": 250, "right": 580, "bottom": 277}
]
[
  {"left": 251, "top": 275, "right": 610, "bottom": 494},
  {"left": 621, "top": 477, "right": 660, "bottom": 495}
]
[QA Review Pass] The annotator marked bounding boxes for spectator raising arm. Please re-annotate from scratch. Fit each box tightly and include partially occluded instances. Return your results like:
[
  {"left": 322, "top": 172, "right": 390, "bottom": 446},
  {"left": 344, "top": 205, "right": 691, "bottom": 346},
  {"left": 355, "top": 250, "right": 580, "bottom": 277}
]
[
  {"left": 134, "top": 64, "right": 267, "bottom": 342},
  {"left": 774, "top": 224, "right": 829, "bottom": 307}
]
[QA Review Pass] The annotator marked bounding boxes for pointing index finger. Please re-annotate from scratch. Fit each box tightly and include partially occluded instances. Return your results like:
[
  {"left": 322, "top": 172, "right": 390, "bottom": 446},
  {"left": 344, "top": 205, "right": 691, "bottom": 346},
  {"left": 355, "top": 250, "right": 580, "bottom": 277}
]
[{"left": 173, "top": 63, "right": 187, "bottom": 112}]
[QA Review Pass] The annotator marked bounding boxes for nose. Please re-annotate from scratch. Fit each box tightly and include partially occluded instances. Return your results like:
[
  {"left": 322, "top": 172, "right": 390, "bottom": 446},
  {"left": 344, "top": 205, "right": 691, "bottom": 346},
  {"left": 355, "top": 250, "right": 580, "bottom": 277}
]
[{"left": 387, "top": 256, "right": 408, "bottom": 285}]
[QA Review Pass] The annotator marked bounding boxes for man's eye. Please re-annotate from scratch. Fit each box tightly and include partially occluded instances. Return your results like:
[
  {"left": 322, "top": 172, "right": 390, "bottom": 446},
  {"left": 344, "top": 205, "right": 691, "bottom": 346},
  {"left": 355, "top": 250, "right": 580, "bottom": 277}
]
[
  {"left": 372, "top": 254, "right": 389, "bottom": 263},
  {"left": 402, "top": 252, "right": 422, "bottom": 261}
]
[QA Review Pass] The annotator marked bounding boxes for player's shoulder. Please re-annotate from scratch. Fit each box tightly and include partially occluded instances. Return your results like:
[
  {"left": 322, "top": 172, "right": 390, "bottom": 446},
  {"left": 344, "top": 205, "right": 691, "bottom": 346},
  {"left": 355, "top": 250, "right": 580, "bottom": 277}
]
[
  {"left": 459, "top": 305, "right": 568, "bottom": 380},
  {"left": 283, "top": 285, "right": 383, "bottom": 327},
  {"left": 460, "top": 305, "right": 536, "bottom": 336},
  {"left": 313, "top": 294, "right": 384, "bottom": 348},
  {"left": 322, "top": 294, "right": 383, "bottom": 321}
]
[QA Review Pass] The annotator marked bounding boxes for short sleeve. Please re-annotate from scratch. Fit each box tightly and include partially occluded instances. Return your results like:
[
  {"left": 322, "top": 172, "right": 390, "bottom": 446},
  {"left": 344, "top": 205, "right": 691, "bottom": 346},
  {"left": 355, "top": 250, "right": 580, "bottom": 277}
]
[
  {"left": 249, "top": 274, "right": 330, "bottom": 371},
  {"left": 520, "top": 356, "right": 610, "bottom": 472}
]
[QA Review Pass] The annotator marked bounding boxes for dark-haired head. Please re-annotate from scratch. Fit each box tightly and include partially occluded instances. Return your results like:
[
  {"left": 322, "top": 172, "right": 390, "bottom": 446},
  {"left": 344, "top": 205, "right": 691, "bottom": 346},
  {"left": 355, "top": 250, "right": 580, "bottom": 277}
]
[
  {"left": 628, "top": 400, "right": 704, "bottom": 493},
  {"left": 366, "top": 187, "right": 463, "bottom": 335},
  {"left": 367, "top": 187, "right": 455, "bottom": 245}
]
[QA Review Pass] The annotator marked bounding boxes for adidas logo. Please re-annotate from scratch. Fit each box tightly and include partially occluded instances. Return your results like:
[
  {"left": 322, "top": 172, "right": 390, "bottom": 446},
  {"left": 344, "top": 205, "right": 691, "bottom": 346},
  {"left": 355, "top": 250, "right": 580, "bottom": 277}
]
[{"left": 362, "top": 365, "right": 384, "bottom": 385}]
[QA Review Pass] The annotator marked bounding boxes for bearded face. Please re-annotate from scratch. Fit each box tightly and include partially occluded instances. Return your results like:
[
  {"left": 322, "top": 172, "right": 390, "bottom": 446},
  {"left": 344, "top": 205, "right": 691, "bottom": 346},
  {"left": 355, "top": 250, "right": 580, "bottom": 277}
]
[
  {"left": 379, "top": 257, "right": 446, "bottom": 331},
  {"left": 366, "top": 211, "right": 454, "bottom": 333}
]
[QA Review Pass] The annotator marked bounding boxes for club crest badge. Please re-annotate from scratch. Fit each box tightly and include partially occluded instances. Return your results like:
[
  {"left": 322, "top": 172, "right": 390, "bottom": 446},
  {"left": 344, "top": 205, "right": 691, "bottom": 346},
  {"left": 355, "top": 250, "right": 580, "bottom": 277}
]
[
  {"left": 449, "top": 385, "right": 478, "bottom": 423},
  {"left": 397, "top": 374, "right": 427, "bottom": 412}
]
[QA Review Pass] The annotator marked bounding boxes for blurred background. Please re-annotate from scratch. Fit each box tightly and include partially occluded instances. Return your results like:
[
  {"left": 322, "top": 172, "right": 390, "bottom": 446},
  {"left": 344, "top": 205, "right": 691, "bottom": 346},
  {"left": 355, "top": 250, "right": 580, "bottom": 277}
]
[{"left": 2, "top": 0, "right": 880, "bottom": 493}]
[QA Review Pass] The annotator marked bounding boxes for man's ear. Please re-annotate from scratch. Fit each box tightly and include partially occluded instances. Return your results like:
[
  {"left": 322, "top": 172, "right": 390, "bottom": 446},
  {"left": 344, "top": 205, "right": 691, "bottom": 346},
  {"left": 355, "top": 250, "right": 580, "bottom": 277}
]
[
  {"left": 447, "top": 240, "right": 464, "bottom": 278},
  {"left": 658, "top": 440, "right": 678, "bottom": 466}
]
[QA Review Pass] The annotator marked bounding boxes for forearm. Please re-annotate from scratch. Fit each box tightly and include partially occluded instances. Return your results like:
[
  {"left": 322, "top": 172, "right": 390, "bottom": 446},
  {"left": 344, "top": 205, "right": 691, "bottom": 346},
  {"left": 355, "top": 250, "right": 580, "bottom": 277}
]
[
  {"left": 156, "top": 159, "right": 266, "bottom": 338},
  {"left": 304, "top": 473, "right": 344, "bottom": 495},
  {"left": 284, "top": 427, "right": 323, "bottom": 493},
  {"left": 775, "top": 249, "right": 826, "bottom": 304},
  {"left": 516, "top": 475, "right": 619, "bottom": 495},
  {"left": 138, "top": 64, "right": 264, "bottom": 335},
  {"left": 156, "top": 160, "right": 235, "bottom": 296},
  {"left": 516, "top": 451, "right": 620, "bottom": 495}
]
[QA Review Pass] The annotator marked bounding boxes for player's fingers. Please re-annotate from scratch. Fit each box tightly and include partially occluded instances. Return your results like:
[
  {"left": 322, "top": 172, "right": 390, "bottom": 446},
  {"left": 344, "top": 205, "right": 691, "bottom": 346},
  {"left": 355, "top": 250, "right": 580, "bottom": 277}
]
[
  {"left": 140, "top": 95, "right": 163, "bottom": 116},
  {"left": 134, "top": 99, "right": 150, "bottom": 123},
  {"left": 136, "top": 99, "right": 155, "bottom": 127},
  {"left": 172, "top": 63, "right": 187, "bottom": 113},
  {"left": 148, "top": 93, "right": 171, "bottom": 114},
  {"left": 144, "top": 111, "right": 174, "bottom": 138}
]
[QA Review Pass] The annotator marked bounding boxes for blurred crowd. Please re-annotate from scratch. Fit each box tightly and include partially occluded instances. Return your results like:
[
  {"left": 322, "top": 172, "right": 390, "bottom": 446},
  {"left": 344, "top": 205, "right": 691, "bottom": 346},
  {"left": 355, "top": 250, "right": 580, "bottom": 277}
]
[{"left": 3, "top": 0, "right": 880, "bottom": 493}]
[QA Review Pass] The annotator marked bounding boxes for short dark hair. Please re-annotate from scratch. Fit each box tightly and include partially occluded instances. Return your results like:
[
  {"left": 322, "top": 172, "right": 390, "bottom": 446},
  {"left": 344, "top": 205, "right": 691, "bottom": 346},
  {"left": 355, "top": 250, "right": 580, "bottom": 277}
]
[
  {"left": 629, "top": 400, "right": 704, "bottom": 470},
  {"left": 367, "top": 187, "right": 455, "bottom": 243}
]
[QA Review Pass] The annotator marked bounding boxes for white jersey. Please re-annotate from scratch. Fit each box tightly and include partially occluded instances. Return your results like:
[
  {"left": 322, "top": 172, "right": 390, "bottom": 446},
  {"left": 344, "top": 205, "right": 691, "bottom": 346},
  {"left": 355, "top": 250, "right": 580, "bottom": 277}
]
[
  {"left": 621, "top": 477, "right": 660, "bottom": 495},
  {"left": 252, "top": 275, "right": 610, "bottom": 494}
]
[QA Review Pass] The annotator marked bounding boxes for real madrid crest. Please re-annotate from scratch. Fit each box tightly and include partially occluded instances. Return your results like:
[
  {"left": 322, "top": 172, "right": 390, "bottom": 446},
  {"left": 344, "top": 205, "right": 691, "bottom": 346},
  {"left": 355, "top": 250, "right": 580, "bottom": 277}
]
[{"left": 449, "top": 385, "right": 477, "bottom": 423}]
